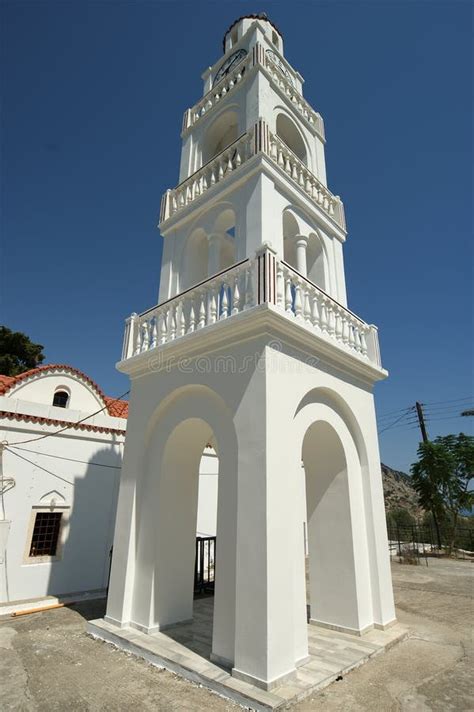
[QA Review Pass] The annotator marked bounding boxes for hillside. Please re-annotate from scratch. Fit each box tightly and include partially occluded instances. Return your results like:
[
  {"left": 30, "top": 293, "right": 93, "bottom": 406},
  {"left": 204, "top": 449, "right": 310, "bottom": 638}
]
[{"left": 381, "top": 463, "right": 423, "bottom": 520}]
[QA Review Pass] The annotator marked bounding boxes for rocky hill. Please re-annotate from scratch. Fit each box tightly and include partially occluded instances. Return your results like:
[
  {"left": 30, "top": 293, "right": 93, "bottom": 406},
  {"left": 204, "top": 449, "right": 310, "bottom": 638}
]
[{"left": 381, "top": 463, "right": 423, "bottom": 519}]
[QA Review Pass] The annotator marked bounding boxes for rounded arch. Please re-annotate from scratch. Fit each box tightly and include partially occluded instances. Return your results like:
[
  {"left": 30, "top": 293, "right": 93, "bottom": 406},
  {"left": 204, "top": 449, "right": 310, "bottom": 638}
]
[
  {"left": 52, "top": 385, "right": 71, "bottom": 408},
  {"left": 276, "top": 112, "right": 307, "bottom": 165},
  {"left": 202, "top": 109, "right": 239, "bottom": 165},
  {"left": 181, "top": 228, "right": 208, "bottom": 290},
  {"left": 282, "top": 208, "right": 300, "bottom": 268},
  {"left": 294, "top": 386, "right": 368, "bottom": 469},
  {"left": 213, "top": 206, "right": 237, "bottom": 271},
  {"left": 132, "top": 385, "right": 238, "bottom": 653},
  {"left": 306, "top": 231, "right": 328, "bottom": 290},
  {"left": 292, "top": 393, "right": 373, "bottom": 632}
]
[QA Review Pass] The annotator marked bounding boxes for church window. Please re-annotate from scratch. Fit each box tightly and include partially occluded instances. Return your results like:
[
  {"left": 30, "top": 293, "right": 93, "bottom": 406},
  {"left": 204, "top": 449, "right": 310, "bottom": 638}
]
[
  {"left": 28, "top": 512, "right": 62, "bottom": 557},
  {"left": 53, "top": 390, "right": 69, "bottom": 408}
]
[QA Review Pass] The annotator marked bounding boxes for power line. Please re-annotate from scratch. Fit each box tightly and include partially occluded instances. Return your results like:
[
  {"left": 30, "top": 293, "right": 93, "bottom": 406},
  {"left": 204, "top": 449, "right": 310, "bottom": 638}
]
[
  {"left": 423, "top": 403, "right": 474, "bottom": 414},
  {"left": 5, "top": 447, "right": 75, "bottom": 486},
  {"left": 376, "top": 405, "right": 415, "bottom": 420},
  {"left": 3, "top": 389, "right": 130, "bottom": 446},
  {"left": 428, "top": 414, "right": 472, "bottom": 423},
  {"left": 8, "top": 446, "right": 124, "bottom": 469},
  {"left": 423, "top": 396, "right": 472, "bottom": 406},
  {"left": 378, "top": 410, "right": 415, "bottom": 435}
]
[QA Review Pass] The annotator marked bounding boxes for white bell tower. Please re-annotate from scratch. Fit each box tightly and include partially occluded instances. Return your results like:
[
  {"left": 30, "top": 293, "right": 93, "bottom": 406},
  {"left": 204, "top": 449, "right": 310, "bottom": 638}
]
[{"left": 103, "top": 14, "right": 396, "bottom": 692}]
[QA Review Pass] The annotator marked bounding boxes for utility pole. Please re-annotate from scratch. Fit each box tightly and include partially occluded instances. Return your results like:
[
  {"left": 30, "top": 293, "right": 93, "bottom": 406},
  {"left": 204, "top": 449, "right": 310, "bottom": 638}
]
[{"left": 415, "top": 401, "right": 429, "bottom": 443}]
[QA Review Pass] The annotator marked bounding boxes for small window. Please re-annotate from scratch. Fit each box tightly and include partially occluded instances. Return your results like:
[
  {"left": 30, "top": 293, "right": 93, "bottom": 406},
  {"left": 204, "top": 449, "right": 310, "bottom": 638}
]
[
  {"left": 231, "top": 28, "right": 238, "bottom": 47},
  {"left": 53, "top": 390, "right": 69, "bottom": 408},
  {"left": 29, "top": 512, "right": 62, "bottom": 557},
  {"left": 272, "top": 31, "right": 279, "bottom": 48}
]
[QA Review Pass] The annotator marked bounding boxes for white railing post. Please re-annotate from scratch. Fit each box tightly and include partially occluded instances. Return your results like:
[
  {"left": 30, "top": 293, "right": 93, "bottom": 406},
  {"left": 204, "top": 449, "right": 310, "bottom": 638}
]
[{"left": 122, "top": 312, "right": 138, "bottom": 360}]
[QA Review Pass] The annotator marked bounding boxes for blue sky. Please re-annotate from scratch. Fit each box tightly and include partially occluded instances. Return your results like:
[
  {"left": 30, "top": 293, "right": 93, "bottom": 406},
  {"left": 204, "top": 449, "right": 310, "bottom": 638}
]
[{"left": 1, "top": 1, "right": 472, "bottom": 472}]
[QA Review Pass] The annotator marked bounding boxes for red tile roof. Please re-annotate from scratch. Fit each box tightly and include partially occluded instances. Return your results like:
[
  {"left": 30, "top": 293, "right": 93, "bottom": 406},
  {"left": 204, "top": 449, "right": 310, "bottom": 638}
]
[
  {"left": 0, "top": 364, "right": 128, "bottom": 419},
  {"left": 0, "top": 410, "right": 126, "bottom": 435}
]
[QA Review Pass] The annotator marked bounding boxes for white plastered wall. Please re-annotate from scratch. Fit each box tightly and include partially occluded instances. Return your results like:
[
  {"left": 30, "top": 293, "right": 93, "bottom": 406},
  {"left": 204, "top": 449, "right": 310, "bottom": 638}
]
[
  {"left": 0, "top": 420, "right": 123, "bottom": 603},
  {"left": 106, "top": 332, "right": 395, "bottom": 687}
]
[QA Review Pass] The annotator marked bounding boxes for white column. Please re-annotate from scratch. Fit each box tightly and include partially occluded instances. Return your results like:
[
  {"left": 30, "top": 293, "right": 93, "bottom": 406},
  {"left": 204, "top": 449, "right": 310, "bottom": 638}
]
[
  {"left": 232, "top": 349, "right": 305, "bottom": 690},
  {"left": 295, "top": 235, "right": 308, "bottom": 277}
]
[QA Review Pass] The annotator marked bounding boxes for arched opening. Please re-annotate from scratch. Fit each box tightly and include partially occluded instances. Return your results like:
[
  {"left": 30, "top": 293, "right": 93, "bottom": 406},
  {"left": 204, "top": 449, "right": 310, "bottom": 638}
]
[
  {"left": 139, "top": 416, "right": 218, "bottom": 654},
  {"left": 202, "top": 110, "right": 239, "bottom": 165},
  {"left": 52, "top": 390, "right": 69, "bottom": 408},
  {"left": 300, "top": 416, "right": 369, "bottom": 632},
  {"left": 282, "top": 209, "right": 299, "bottom": 269},
  {"left": 276, "top": 113, "right": 307, "bottom": 165},
  {"left": 182, "top": 229, "right": 208, "bottom": 290},
  {"left": 213, "top": 207, "right": 237, "bottom": 272},
  {"left": 306, "top": 232, "right": 326, "bottom": 290},
  {"left": 122, "top": 386, "right": 238, "bottom": 664}
]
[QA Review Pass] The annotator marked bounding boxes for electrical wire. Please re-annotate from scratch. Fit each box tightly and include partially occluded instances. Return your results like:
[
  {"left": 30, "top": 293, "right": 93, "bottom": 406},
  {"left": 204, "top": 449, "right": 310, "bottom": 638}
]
[
  {"left": 378, "top": 410, "right": 415, "bottom": 435},
  {"left": 3, "top": 389, "right": 130, "bottom": 446},
  {"left": 423, "top": 403, "right": 474, "bottom": 414},
  {"left": 6, "top": 447, "right": 75, "bottom": 486},
  {"left": 376, "top": 406, "right": 415, "bottom": 420},
  {"left": 8, "top": 445, "right": 123, "bottom": 469},
  {"left": 423, "top": 396, "right": 472, "bottom": 406}
]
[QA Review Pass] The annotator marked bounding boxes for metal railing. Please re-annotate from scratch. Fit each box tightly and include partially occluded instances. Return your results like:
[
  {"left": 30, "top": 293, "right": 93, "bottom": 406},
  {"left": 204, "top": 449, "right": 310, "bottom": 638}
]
[
  {"left": 194, "top": 536, "right": 216, "bottom": 594},
  {"left": 387, "top": 524, "right": 474, "bottom": 563}
]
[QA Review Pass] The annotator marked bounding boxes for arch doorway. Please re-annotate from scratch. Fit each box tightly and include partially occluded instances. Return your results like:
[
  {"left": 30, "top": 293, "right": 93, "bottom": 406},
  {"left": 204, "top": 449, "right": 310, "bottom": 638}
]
[
  {"left": 127, "top": 387, "right": 238, "bottom": 666},
  {"left": 298, "top": 413, "right": 372, "bottom": 635}
]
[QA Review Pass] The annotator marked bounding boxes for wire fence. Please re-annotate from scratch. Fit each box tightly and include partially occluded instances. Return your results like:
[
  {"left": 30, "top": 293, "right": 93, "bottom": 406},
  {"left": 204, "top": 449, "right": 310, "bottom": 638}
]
[{"left": 387, "top": 524, "right": 474, "bottom": 564}]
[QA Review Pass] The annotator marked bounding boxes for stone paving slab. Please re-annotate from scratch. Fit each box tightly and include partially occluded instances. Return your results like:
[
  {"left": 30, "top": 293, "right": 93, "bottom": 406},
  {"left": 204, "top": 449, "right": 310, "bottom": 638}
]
[{"left": 87, "top": 599, "right": 407, "bottom": 711}]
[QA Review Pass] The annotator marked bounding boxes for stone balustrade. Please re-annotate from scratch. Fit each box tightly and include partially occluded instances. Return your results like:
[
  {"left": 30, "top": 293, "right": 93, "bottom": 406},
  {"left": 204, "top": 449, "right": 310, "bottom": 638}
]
[
  {"left": 182, "top": 43, "right": 324, "bottom": 139},
  {"left": 160, "top": 131, "right": 254, "bottom": 223},
  {"left": 121, "top": 248, "right": 381, "bottom": 369},
  {"left": 266, "top": 130, "right": 346, "bottom": 230},
  {"left": 261, "top": 55, "right": 325, "bottom": 138},
  {"left": 277, "top": 260, "right": 380, "bottom": 365},
  {"left": 160, "top": 122, "right": 345, "bottom": 229},
  {"left": 182, "top": 54, "right": 252, "bottom": 132},
  {"left": 122, "top": 259, "right": 252, "bottom": 360}
]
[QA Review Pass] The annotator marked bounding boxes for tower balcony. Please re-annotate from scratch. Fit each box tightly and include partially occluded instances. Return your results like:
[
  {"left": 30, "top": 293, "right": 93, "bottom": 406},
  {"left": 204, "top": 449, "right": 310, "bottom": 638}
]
[
  {"left": 160, "top": 121, "right": 345, "bottom": 231},
  {"left": 181, "top": 43, "right": 324, "bottom": 139},
  {"left": 120, "top": 246, "right": 382, "bottom": 375}
]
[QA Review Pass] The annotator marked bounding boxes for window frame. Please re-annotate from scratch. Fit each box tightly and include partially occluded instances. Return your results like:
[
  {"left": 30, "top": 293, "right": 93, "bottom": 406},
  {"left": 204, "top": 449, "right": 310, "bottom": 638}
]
[
  {"left": 23, "top": 506, "right": 69, "bottom": 564},
  {"left": 52, "top": 389, "right": 70, "bottom": 408}
]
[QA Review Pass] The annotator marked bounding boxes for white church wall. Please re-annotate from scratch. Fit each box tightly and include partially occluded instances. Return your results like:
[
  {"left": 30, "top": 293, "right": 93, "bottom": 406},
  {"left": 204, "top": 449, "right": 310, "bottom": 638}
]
[
  {"left": 9, "top": 373, "right": 104, "bottom": 413},
  {"left": 0, "top": 420, "right": 123, "bottom": 603}
]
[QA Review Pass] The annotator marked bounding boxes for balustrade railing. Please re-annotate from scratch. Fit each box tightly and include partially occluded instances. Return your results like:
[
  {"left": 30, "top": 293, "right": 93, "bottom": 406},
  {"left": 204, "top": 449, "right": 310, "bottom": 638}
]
[
  {"left": 265, "top": 130, "right": 346, "bottom": 229},
  {"left": 182, "top": 54, "right": 252, "bottom": 132},
  {"left": 121, "top": 247, "right": 381, "bottom": 369},
  {"left": 160, "top": 121, "right": 345, "bottom": 229},
  {"left": 261, "top": 55, "right": 324, "bottom": 137},
  {"left": 122, "top": 259, "right": 252, "bottom": 360},
  {"left": 276, "top": 260, "right": 380, "bottom": 365},
  {"left": 182, "top": 43, "right": 324, "bottom": 139},
  {"left": 160, "top": 131, "right": 254, "bottom": 223}
]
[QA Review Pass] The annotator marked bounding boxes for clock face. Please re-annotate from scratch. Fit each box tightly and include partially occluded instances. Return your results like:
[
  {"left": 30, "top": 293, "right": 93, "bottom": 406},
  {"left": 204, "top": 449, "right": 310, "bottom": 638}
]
[
  {"left": 213, "top": 49, "right": 247, "bottom": 87},
  {"left": 266, "top": 49, "right": 294, "bottom": 86}
]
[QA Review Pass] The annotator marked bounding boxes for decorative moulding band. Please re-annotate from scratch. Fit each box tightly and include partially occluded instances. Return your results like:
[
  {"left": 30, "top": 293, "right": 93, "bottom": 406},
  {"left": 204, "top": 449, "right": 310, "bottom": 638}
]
[{"left": 0, "top": 410, "right": 126, "bottom": 436}]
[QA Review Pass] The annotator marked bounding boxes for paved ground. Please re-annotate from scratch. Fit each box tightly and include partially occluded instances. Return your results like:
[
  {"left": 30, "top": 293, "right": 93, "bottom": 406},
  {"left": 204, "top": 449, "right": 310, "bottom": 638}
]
[{"left": 1, "top": 558, "right": 472, "bottom": 711}]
